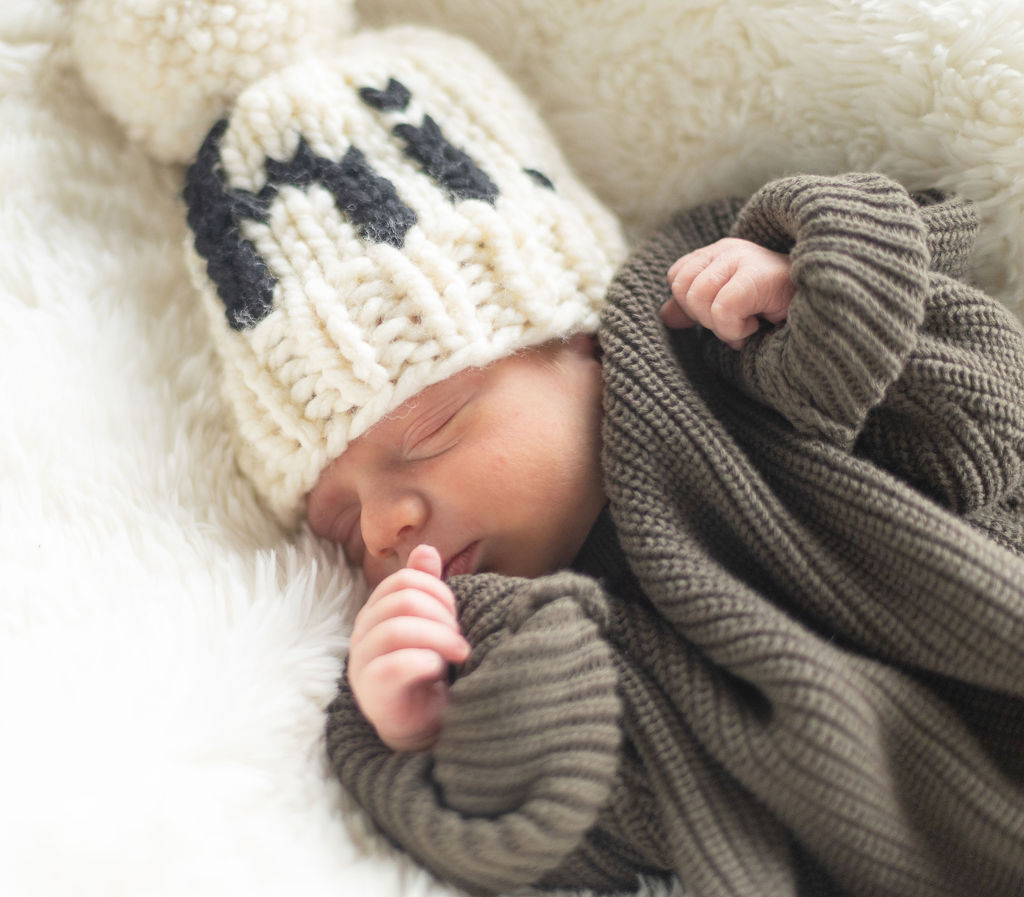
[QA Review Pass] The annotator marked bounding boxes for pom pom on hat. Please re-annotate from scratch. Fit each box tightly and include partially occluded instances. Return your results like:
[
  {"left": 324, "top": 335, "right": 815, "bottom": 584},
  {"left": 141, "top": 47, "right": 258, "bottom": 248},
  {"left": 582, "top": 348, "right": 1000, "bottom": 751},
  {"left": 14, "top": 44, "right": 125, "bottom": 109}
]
[
  {"left": 72, "top": 0, "right": 357, "bottom": 163},
  {"left": 72, "top": 4, "right": 626, "bottom": 531}
]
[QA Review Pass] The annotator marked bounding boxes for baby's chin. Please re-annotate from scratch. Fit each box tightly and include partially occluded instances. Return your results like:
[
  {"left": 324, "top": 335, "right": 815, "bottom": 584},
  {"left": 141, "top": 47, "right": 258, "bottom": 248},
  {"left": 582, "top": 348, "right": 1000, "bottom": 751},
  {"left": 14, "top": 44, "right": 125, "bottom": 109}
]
[{"left": 488, "top": 544, "right": 586, "bottom": 581}]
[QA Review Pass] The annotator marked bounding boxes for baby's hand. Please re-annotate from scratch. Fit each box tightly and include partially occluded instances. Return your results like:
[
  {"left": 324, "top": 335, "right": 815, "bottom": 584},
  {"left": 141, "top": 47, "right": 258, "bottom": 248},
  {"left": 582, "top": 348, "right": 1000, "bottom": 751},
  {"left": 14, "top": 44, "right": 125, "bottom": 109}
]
[
  {"left": 662, "top": 237, "right": 794, "bottom": 349},
  {"left": 347, "top": 544, "right": 470, "bottom": 752}
]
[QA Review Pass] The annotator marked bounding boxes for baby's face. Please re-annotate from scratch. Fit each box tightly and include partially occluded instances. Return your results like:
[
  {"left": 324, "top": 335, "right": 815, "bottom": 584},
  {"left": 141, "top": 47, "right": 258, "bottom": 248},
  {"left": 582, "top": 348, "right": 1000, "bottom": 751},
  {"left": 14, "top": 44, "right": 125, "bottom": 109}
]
[{"left": 306, "top": 335, "right": 607, "bottom": 587}]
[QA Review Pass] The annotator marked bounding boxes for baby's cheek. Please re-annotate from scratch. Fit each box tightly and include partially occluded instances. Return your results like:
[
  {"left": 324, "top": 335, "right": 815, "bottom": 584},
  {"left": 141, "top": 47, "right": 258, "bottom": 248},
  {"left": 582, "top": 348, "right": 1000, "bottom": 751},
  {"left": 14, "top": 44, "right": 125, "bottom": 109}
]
[{"left": 361, "top": 556, "right": 390, "bottom": 590}]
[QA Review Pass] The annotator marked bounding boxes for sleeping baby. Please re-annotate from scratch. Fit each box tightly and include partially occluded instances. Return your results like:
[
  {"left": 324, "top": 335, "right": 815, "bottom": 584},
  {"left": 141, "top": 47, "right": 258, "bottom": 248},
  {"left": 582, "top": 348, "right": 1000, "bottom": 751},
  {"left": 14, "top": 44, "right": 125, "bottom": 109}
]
[{"left": 84, "top": 16, "right": 1024, "bottom": 897}]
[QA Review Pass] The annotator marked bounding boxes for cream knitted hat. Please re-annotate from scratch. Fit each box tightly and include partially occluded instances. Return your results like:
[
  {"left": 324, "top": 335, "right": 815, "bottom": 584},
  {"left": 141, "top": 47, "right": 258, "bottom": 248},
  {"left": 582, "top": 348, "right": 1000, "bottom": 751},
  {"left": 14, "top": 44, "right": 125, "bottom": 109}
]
[{"left": 72, "top": 2, "right": 626, "bottom": 529}]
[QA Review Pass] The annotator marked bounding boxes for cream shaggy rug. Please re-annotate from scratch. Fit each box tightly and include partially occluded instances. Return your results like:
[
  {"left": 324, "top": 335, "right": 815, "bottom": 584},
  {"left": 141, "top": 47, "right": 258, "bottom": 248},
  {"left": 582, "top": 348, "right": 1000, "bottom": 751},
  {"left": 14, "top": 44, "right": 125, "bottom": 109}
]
[{"left": 3, "top": 1, "right": 1023, "bottom": 896}]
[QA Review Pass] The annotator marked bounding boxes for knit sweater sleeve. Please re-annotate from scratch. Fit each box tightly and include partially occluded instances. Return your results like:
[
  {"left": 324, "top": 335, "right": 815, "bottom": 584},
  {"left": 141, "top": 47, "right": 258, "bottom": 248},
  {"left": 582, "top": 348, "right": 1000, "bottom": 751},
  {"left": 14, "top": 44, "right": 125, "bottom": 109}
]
[
  {"left": 853, "top": 259, "right": 1024, "bottom": 514},
  {"left": 706, "top": 172, "right": 1024, "bottom": 512},
  {"left": 324, "top": 571, "right": 630, "bottom": 896},
  {"left": 704, "top": 172, "right": 931, "bottom": 450}
]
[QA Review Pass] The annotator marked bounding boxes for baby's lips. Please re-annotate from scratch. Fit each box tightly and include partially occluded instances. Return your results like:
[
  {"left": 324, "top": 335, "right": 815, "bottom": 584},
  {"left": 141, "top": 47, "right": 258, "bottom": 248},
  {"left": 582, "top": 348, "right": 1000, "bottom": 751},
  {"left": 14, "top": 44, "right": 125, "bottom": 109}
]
[{"left": 442, "top": 542, "right": 480, "bottom": 580}]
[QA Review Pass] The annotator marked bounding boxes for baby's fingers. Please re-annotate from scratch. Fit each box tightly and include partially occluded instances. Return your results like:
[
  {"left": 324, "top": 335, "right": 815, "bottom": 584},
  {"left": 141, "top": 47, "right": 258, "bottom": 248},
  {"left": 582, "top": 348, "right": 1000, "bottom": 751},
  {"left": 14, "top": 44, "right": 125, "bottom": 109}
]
[
  {"left": 353, "top": 567, "right": 458, "bottom": 645},
  {"left": 663, "top": 239, "right": 794, "bottom": 348},
  {"left": 355, "top": 648, "right": 452, "bottom": 752},
  {"left": 407, "top": 543, "right": 442, "bottom": 578},
  {"left": 663, "top": 246, "right": 735, "bottom": 330},
  {"left": 661, "top": 296, "right": 698, "bottom": 330},
  {"left": 365, "top": 565, "right": 456, "bottom": 617},
  {"left": 353, "top": 587, "right": 461, "bottom": 645},
  {"left": 349, "top": 615, "right": 470, "bottom": 680},
  {"left": 360, "top": 647, "right": 449, "bottom": 694},
  {"left": 705, "top": 273, "right": 763, "bottom": 349}
]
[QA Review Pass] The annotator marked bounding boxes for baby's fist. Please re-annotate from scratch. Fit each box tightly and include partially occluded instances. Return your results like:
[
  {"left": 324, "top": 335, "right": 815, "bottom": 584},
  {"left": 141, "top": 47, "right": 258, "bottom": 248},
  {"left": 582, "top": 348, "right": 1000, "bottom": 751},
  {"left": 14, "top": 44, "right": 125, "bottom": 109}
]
[
  {"left": 347, "top": 545, "right": 470, "bottom": 752},
  {"left": 662, "top": 237, "right": 794, "bottom": 349}
]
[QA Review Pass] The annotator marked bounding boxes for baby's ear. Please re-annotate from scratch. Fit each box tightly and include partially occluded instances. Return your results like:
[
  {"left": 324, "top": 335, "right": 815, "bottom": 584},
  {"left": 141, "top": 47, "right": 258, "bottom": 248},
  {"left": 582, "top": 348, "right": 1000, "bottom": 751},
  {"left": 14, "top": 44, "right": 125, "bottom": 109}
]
[{"left": 71, "top": 0, "right": 358, "bottom": 164}]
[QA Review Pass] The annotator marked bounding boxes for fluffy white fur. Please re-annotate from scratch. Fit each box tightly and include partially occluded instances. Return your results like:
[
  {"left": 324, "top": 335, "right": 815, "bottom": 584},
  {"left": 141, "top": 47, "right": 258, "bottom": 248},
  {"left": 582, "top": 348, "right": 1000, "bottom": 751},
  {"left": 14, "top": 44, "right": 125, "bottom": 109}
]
[
  {"left": 363, "top": 0, "right": 1024, "bottom": 313},
  {"left": 72, "top": 0, "right": 356, "bottom": 163},
  {"left": 1, "top": 4, "right": 454, "bottom": 896},
  {"left": 4, "top": 0, "right": 1024, "bottom": 895}
]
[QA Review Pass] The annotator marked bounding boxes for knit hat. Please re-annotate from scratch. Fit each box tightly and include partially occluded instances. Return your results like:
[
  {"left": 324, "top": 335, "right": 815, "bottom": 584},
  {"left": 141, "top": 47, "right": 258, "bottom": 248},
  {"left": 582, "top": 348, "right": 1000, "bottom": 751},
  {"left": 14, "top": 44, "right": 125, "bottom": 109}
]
[{"left": 72, "top": 2, "right": 626, "bottom": 529}]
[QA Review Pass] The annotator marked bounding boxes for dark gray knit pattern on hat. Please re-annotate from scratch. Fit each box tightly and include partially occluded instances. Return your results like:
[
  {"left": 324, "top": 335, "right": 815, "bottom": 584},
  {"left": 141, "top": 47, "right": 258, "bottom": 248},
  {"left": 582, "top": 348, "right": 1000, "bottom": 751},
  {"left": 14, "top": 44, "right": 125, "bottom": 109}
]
[{"left": 326, "top": 173, "right": 1024, "bottom": 897}]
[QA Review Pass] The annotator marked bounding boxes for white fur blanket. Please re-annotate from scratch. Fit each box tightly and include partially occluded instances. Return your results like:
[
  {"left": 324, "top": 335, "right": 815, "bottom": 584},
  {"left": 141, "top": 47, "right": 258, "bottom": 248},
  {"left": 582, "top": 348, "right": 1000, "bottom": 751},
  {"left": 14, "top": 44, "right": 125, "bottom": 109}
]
[{"left": 4, "top": 2, "right": 1023, "bottom": 896}]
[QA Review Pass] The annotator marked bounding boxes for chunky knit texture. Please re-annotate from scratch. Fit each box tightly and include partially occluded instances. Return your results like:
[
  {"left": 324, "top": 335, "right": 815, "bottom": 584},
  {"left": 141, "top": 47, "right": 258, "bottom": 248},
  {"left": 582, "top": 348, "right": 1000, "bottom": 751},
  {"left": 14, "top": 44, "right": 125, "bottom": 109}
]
[
  {"left": 178, "top": 26, "right": 624, "bottom": 528},
  {"left": 73, "top": 4, "right": 626, "bottom": 530},
  {"left": 72, "top": 0, "right": 357, "bottom": 164},
  {"left": 326, "top": 173, "right": 1024, "bottom": 897}
]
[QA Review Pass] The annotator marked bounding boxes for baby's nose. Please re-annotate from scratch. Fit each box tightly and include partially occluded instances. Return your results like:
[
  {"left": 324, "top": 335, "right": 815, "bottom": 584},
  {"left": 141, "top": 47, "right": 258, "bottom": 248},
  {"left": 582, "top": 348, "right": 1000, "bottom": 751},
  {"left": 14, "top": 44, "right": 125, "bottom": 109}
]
[{"left": 361, "top": 492, "right": 428, "bottom": 560}]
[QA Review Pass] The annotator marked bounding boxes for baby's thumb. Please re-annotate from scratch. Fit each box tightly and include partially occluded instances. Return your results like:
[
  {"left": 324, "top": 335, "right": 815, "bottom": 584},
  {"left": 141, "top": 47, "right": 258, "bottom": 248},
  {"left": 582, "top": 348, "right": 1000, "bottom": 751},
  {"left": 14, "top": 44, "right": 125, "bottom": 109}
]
[{"left": 407, "top": 544, "right": 443, "bottom": 579}]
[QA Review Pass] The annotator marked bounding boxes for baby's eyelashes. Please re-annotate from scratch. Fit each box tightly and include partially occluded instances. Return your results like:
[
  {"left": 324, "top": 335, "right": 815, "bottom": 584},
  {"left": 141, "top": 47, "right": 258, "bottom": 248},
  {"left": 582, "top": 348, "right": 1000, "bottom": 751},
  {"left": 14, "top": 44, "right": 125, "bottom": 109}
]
[{"left": 401, "top": 396, "right": 469, "bottom": 460}]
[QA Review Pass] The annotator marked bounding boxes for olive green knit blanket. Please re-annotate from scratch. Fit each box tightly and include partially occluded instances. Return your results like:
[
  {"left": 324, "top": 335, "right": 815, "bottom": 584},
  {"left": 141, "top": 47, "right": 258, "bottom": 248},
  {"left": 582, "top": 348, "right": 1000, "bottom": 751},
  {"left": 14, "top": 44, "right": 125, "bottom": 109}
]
[{"left": 327, "top": 174, "right": 1024, "bottom": 897}]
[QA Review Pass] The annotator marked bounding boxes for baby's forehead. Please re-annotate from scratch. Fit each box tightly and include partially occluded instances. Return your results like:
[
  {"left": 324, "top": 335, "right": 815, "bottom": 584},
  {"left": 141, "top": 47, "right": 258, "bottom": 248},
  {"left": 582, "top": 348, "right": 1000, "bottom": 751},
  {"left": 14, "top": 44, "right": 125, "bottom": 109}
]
[
  {"left": 351, "top": 366, "right": 480, "bottom": 441},
  {"left": 384, "top": 366, "right": 481, "bottom": 419},
  {"left": 338, "top": 340, "right": 563, "bottom": 458}
]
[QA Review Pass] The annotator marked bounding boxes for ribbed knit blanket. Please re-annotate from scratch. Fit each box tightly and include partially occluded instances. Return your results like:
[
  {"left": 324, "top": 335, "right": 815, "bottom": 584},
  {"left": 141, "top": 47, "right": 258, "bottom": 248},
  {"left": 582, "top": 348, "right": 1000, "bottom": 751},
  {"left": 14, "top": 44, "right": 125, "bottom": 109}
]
[{"left": 326, "top": 173, "right": 1024, "bottom": 897}]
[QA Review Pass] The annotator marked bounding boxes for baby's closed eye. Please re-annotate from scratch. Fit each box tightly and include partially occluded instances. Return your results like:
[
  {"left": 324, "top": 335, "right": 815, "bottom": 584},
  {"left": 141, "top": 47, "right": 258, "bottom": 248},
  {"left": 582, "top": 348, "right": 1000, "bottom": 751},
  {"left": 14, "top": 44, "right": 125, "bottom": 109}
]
[{"left": 402, "top": 397, "right": 472, "bottom": 460}]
